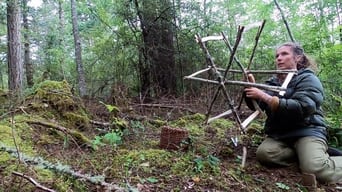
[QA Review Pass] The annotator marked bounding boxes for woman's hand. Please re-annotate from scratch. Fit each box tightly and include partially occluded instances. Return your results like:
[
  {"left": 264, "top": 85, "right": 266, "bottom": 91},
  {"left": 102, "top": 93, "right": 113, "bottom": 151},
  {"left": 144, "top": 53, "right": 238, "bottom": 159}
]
[
  {"left": 244, "top": 73, "right": 280, "bottom": 111},
  {"left": 244, "top": 87, "right": 272, "bottom": 102}
]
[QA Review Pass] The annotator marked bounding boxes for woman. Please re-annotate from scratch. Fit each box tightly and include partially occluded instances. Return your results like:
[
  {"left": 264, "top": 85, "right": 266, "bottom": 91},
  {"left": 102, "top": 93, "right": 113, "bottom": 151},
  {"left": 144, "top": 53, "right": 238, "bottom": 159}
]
[{"left": 244, "top": 42, "right": 342, "bottom": 184}]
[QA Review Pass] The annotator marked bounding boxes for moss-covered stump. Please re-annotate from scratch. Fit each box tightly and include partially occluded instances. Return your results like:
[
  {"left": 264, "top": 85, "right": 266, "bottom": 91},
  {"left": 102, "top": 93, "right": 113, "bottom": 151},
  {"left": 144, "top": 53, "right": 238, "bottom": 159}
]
[
  {"left": 34, "top": 80, "right": 77, "bottom": 111},
  {"left": 31, "top": 80, "right": 91, "bottom": 130}
]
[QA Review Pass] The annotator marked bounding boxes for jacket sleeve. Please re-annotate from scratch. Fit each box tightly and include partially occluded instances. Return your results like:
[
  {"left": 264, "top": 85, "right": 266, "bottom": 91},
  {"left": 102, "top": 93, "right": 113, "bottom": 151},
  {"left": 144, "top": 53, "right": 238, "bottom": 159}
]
[{"left": 275, "top": 73, "right": 324, "bottom": 121}]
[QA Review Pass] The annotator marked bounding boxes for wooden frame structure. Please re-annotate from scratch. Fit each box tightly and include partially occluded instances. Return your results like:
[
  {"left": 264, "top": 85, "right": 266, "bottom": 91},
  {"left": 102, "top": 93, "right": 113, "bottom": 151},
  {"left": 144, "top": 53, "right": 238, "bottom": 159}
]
[{"left": 184, "top": 21, "right": 296, "bottom": 149}]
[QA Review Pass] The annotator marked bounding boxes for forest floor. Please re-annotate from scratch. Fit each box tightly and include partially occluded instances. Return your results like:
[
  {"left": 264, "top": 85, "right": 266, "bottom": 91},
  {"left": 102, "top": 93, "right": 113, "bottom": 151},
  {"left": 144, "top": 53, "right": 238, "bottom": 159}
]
[
  {"left": 0, "top": 81, "right": 341, "bottom": 192},
  {"left": 81, "top": 96, "right": 342, "bottom": 192}
]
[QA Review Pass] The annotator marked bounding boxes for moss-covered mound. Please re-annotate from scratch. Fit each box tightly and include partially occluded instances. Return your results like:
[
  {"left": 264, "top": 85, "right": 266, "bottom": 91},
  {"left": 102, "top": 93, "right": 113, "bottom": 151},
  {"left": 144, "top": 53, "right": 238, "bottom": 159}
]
[{"left": 30, "top": 80, "right": 90, "bottom": 130}]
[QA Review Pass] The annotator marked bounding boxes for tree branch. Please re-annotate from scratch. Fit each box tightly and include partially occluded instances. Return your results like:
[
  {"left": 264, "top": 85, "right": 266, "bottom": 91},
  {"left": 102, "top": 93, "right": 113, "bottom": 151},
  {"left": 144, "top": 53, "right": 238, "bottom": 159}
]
[
  {"left": 274, "top": 0, "right": 295, "bottom": 42},
  {"left": 26, "top": 120, "right": 92, "bottom": 148},
  {"left": 1, "top": 142, "right": 124, "bottom": 192},
  {"left": 12, "top": 171, "right": 56, "bottom": 192}
]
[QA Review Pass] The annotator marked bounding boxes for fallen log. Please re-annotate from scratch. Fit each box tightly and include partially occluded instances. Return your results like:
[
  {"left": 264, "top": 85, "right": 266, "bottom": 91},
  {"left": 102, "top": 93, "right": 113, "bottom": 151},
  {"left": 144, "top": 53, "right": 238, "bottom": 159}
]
[{"left": 26, "top": 120, "right": 92, "bottom": 148}]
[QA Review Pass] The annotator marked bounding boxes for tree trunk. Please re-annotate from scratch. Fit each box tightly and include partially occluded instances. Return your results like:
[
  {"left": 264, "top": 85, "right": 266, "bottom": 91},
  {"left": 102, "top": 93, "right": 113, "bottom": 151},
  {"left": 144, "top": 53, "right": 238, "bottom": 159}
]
[
  {"left": 134, "top": 0, "right": 176, "bottom": 98},
  {"left": 22, "top": 0, "right": 34, "bottom": 87},
  {"left": 337, "top": 0, "right": 342, "bottom": 42},
  {"left": 71, "top": 0, "right": 87, "bottom": 97},
  {"left": 7, "top": 0, "right": 23, "bottom": 95},
  {"left": 58, "top": 0, "right": 66, "bottom": 79},
  {"left": 152, "top": 0, "right": 176, "bottom": 96}
]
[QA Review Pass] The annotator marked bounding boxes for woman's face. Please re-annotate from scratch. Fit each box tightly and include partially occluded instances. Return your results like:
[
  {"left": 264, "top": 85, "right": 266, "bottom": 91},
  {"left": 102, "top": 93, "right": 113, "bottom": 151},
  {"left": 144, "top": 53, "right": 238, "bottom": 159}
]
[{"left": 275, "top": 46, "right": 297, "bottom": 70}]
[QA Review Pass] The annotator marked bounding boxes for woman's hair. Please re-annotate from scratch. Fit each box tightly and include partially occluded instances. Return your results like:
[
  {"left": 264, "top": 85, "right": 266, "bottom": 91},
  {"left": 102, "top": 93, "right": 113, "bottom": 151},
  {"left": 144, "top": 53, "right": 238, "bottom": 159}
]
[{"left": 277, "top": 42, "right": 315, "bottom": 70}]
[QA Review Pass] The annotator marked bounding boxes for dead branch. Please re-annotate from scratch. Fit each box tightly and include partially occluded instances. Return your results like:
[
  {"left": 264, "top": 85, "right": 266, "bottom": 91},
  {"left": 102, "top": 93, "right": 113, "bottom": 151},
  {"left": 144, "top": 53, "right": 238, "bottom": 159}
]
[
  {"left": 26, "top": 120, "right": 92, "bottom": 148},
  {"left": 0, "top": 107, "right": 21, "bottom": 120},
  {"left": 274, "top": 0, "right": 295, "bottom": 42},
  {"left": 1, "top": 142, "right": 124, "bottom": 192},
  {"left": 247, "top": 20, "right": 266, "bottom": 69},
  {"left": 12, "top": 171, "right": 56, "bottom": 192},
  {"left": 227, "top": 69, "right": 297, "bottom": 74},
  {"left": 132, "top": 103, "right": 195, "bottom": 114},
  {"left": 90, "top": 120, "right": 111, "bottom": 127},
  {"left": 185, "top": 76, "right": 286, "bottom": 92}
]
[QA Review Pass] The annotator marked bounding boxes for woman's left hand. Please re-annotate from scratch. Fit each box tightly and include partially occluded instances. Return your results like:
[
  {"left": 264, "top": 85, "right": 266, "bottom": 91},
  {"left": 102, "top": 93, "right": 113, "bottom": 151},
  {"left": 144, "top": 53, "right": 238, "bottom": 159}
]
[{"left": 244, "top": 87, "right": 271, "bottom": 102}]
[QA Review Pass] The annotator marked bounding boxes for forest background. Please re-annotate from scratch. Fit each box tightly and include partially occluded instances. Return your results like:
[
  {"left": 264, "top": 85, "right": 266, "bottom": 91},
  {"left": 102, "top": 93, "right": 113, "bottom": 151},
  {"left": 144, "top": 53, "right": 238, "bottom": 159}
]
[
  {"left": 1, "top": 0, "right": 342, "bottom": 191},
  {"left": 3, "top": 0, "right": 341, "bottom": 130},
  {"left": 3, "top": 0, "right": 340, "bottom": 142}
]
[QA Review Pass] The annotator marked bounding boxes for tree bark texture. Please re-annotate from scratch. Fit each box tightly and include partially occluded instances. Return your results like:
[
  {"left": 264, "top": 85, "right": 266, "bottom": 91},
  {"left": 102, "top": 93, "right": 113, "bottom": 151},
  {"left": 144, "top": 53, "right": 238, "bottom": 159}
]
[
  {"left": 135, "top": 0, "right": 176, "bottom": 98},
  {"left": 7, "top": 0, "right": 23, "bottom": 94},
  {"left": 58, "top": 0, "right": 66, "bottom": 79},
  {"left": 71, "top": 0, "right": 87, "bottom": 97},
  {"left": 22, "top": 0, "right": 34, "bottom": 87}
]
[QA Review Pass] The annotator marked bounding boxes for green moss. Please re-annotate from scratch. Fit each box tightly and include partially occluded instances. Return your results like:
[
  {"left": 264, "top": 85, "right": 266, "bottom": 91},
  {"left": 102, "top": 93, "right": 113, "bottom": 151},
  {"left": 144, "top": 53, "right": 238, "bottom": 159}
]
[
  {"left": 169, "top": 113, "right": 205, "bottom": 127},
  {"left": 150, "top": 119, "right": 167, "bottom": 127},
  {"left": 37, "top": 134, "right": 60, "bottom": 145},
  {"left": 111, "top": 149, "right": 173, "bottom": 179},
  {"left": 111, "top": 117, "right": 128, "bottom": 130},
  {"left": 34, "top": 80, "right": 76, "bottom": 111},
  {"left": 116, "top": 149, "right": 173, "bottom": 167},
  {"left": 0, "top": 153, "right": 11, "bottom": 163},
  {"left": 53, "top": 175, "right": 88, "bottom": 191},
  {"left": 0, "top": 123, "right": 34, "bottom": 154},
  {"left": 68, "top": 129, "right": 92, "bottom": 146},
  {"left": 0, "top": 125, "right": 16, "bottom": 146},
  {"left": 170, "top": 153, "right": 194, "bottom": 175},
  {"left": 35, "top": 167, "right": 55, "bottom": 181},
  {"left": 181, "top": 113, "right": 206, "bottom": 123},
  {"left": 0, "top": 89, "right": 8, "bottom": 106},
  {"left": 210, "top": 118, "right": 234, "bottom": 130},
  {"left": 62, "top": 111, "right": 90, "bottom": 130}
]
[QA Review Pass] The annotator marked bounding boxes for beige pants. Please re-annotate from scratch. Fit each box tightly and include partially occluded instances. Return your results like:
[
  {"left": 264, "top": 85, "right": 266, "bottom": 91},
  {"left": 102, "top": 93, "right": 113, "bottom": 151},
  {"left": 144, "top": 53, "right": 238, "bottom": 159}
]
[{"left": 256, "top": 136, "right": 342, "bottom": 183}]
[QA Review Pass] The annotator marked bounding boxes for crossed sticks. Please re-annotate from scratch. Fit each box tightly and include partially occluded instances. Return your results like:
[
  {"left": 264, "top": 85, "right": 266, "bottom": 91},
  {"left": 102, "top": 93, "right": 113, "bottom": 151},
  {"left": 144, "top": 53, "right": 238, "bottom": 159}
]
[{"left": 184, "top": 21, "right": 296, "bottom": 167}]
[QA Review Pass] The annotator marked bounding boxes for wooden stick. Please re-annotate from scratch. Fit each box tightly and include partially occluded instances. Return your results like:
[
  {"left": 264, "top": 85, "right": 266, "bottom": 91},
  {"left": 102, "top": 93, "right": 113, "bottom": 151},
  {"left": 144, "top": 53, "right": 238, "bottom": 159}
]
[
  {"left": 133, "top": 103, "right": 195, "bottom": 113},
  {"left": 241, "top": 110, "right": 260, "bottom": 130},
  {"left": 241, "top": 146, "right": 247, "bottom": 168},
  {"left": 205, "top": 27, "right": 245, "bottom": 130},
  {"left": 184, "top": 76, "right": 286, "bottom": 92},
  {"left": 247, "top": 20, "right": 266, "bottom": 70},
  {"left": 185, "top": 67, "right": 211, "bottom": 78},
  {"left": 227, "top": 69, "right": 297, "bottom": 74},
  {"left": 274, "top": 0, "right": 295, "bottom": 42},
  {"left": 198, "top": 35, "right": 224, "bottom": 42},
  {"left": 12, "top": 171, "right": 56, "bottom": 192},
  {"left": 194, "top": 33, "right": 225, "bottom": 123},
  {"left": 207, "top": 107, "right": 238, "bottom": 123},
  {"left": 90, "top": 120, "right": 111, "bottom": 127},
  {"left": 279, "top": 72, "right": 295, "bottom": 96},
  {"left": 221, "top": 31, "right": 261, "bottom": 113},
  {"left": 222, "top": 26, "right": 245, "bottom": 79}
]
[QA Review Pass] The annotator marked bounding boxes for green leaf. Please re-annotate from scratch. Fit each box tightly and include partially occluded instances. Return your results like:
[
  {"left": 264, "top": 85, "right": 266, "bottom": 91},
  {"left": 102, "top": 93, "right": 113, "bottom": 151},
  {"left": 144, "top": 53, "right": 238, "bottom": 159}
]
[
  {"left": 276, "top": 182, "right": 290, "bottom": 190},
  {"left": 99, "top": 101, "right": 119, "bottom": 113},
  {"left": 146, "top": 177, "right": 158, "bottom": 183},
  {"left": 103, "top": 132, "right": 122, "bottom": 146}
]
